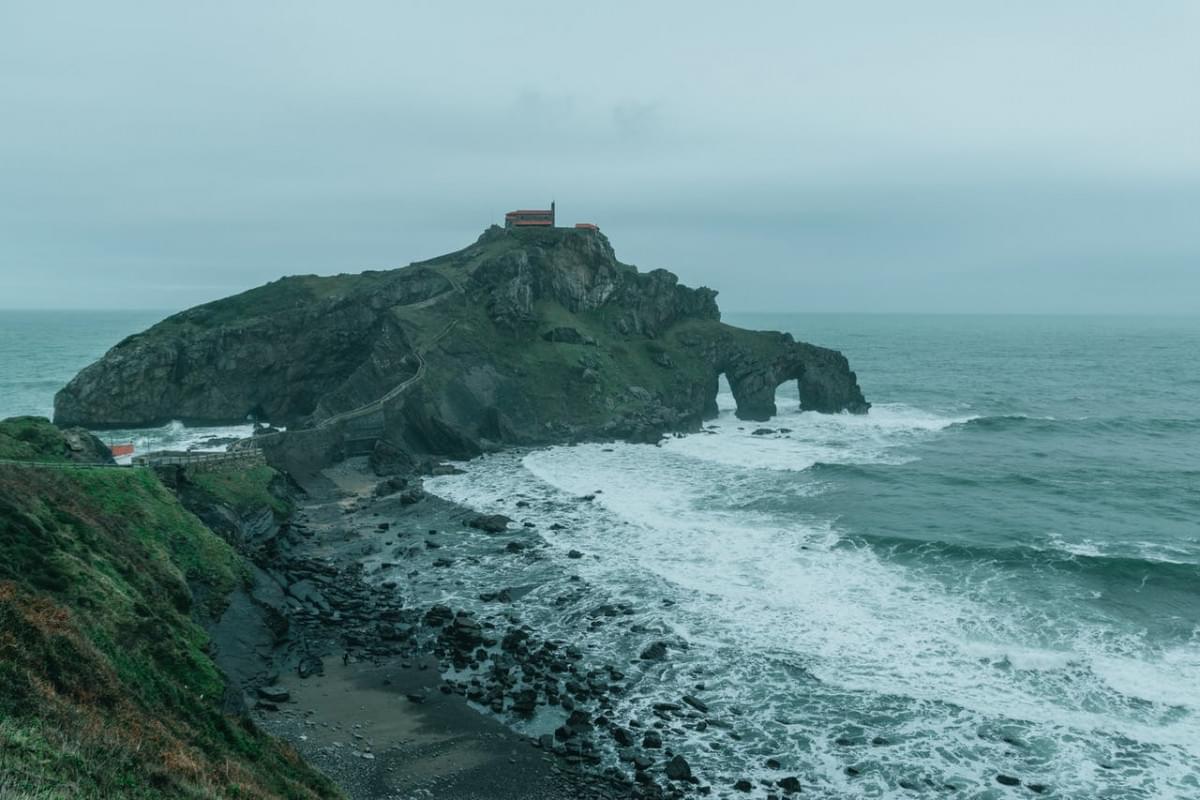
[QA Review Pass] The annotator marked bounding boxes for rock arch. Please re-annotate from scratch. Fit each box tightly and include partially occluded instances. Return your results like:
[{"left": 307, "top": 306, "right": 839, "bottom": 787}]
[{"left": 709, "top": 335, "right": 870, "bottom": 422}]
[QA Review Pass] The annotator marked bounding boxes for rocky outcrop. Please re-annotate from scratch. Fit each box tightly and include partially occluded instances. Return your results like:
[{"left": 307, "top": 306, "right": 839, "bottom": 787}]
[
  {"left": 692, "top": 329, "right": 870, "bottom": 421},
  {"left": 54, "top": 268, "right": 446, "bottom": 427},
  {"left": 55, "top": 225, "right": 868, "bottom": 463},
  {"left": 471, "top": 226, "right": 718, "bottom": 336},
  {"left": 541, "top": 326, "right": 596, "bottom": 346},
  {"left": 0, "top": 416, "right": 115, "bottom": 464}
]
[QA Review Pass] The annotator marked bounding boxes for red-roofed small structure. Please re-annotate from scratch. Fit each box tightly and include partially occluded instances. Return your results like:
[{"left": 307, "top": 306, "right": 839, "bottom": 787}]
[
  {"left": 574, "top": 223, "right": 599, "bottom": 231},
  {"left": 505, "top": 202, "right": 555, "bottom": 228}
]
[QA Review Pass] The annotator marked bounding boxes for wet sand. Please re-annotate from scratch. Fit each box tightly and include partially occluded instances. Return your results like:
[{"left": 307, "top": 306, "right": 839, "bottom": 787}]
[
  {"left": 250, "top": 459, "right": 628, "bottom": 800},
  {"left": 260, "top": 654, "right": 599, "bottom": 799}
]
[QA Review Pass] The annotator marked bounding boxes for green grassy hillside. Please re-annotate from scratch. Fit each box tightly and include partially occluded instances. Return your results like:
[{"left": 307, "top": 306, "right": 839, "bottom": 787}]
[{"left": 0, "top": 419, "right": 339, "bottom": 799}]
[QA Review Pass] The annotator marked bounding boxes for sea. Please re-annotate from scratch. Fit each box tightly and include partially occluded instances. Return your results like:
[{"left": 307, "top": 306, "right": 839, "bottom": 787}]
[
  {"left": 0, "top": 310, "right": 259, "bottom": 458},
  {"left": 3, "top": 310, "right": 1198, "bottom": 797}
]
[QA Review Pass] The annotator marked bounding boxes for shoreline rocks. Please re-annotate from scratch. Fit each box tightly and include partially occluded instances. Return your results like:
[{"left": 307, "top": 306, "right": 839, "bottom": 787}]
[{"left": 240, "top": 469, "right": 732, "bottom": 798}]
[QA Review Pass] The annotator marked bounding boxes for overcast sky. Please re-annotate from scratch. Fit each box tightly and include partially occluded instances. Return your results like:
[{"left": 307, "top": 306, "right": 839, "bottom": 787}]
[{"left": 2, "top": 1, "right": 1198, "bottom": 313}]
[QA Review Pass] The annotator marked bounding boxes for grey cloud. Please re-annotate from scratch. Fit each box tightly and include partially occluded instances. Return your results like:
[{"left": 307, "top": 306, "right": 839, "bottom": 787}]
[{"left": 1, "top": 1, "right": 1198, "bottom": 312}]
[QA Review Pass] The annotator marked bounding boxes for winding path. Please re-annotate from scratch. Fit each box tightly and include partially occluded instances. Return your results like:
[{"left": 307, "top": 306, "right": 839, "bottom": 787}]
[{"left": 315, "top": 318, "right": 459, "bottom": 428}]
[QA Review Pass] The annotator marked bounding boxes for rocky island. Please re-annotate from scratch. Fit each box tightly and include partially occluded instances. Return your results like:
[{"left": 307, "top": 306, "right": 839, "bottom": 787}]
[
  {"left": 55, "top": 225, "right": 867, "bottom": 470},
  {"left": 10, "top": 227, "right": 873, "bottom": 799}
]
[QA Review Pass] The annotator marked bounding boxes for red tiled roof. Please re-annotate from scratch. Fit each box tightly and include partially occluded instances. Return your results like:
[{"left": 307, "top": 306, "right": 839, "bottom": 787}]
[
  {"left": 574, "top": 223, "right": 599, "bottom": 230},
  {"left": 512, "top": 220, "right": 553, "bottom": 226}
]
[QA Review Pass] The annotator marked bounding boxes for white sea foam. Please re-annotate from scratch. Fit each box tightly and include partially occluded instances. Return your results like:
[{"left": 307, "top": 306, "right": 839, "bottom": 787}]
[
  {"left": 1042, "top": 531, "right": 1200, "bottom": 566},
  {"left": 663, "top": 391, "right": 975, "bottom": 473},
  {"left": 424, "top": 401, "right": 1200, "bottom": 797},
  {"left": 1045, "top": 531, "right": 1106, "bottom": 558},
  {"left": 92, "top": 420, "right": 263, "bottom": 463},
  {"left": 1092, "top": 644, "right": 1200, "bottom": 708}
]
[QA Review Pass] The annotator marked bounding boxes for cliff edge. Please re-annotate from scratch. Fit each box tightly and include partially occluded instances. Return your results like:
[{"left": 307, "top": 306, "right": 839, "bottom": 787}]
[{"left": 0, "top": 417, "right": 339, "bottom": 799}]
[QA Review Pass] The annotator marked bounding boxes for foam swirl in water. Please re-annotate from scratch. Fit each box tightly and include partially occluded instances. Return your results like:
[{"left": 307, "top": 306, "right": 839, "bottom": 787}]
[{"left": 423, "top": 396, "right": 1200, "bottom": 797}]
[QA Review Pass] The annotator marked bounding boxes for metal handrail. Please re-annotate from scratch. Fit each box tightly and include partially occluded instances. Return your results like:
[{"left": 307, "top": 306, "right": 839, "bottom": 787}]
[
  {"left": 0, "top": 447, "right": 266, "bottom": 470},
  {"left": 0, "top": 458, "right": 128, "bottom": 470}
]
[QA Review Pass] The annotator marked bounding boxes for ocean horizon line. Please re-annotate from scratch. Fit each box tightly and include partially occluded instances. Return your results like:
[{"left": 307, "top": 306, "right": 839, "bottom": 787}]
[{"left": 3, "top": 307, "right": 1198, "bottom": 319}]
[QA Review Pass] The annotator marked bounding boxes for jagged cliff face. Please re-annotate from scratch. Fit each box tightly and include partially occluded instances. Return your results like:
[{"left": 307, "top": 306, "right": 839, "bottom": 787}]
[
  {"left": 55, "top": 226, "right": 868, "bottom": 457},
  {"left": 474, "top": 226, "right": 718, "bottom": 335},
  {"left": 54, "top": 268, "right": 448, "bottom": 427}
]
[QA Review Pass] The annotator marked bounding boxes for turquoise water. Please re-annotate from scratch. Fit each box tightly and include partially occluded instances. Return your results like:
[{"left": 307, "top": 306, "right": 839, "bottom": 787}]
[
  {"left": 4, "top": 310, "right": 1198, "bottom": 796},
  {"left": 746, "top": 313, "right": 1200, "bottom": 576},
  {"left": 423, "top": 313, "right": 1200, "bottom": 798},
  {"left": 0, "top": 311, "right": 166, "bottom": 419},
  {"left": 0, "top": 310, "right": 257, "bottom": 454}
]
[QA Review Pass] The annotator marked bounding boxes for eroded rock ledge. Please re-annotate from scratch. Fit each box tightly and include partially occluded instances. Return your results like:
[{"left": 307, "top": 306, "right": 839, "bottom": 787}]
[{"left": 55, "top": 226, "right": 868, "bottom": 463}]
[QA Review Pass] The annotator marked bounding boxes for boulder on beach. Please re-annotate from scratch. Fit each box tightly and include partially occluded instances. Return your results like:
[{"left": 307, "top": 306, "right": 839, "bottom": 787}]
[
  {"left": 296, "top": 654, "right": 324, "bottom": 679},
  {"left": 468, "top": 514, "right": 511, "bottom": 533},
  {"left": 611, "top": 726, "right": 635, "bottom": 747},
  {"left": 640, "top": 641, "right": 669, "bottom": 661},
  {"left": 256, "top": 685, "right": 290, "bottom": 703},
  {"left": 665, "top": 754, "right": 692, "bottom": 781}
]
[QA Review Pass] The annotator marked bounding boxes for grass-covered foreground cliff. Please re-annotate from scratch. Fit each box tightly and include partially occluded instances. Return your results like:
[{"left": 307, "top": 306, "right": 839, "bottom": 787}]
[{"left": 0, "top": 418, "right": 339, "bottom": 799}]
